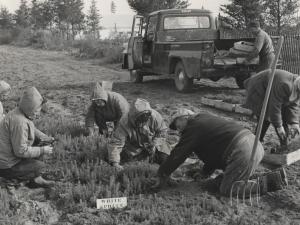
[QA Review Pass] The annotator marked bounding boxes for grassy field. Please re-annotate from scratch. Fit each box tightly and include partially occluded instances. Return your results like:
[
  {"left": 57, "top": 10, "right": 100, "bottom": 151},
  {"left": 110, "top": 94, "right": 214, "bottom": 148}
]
[{"left": 0, "top": 45, "right": 299, "bottom": 225}]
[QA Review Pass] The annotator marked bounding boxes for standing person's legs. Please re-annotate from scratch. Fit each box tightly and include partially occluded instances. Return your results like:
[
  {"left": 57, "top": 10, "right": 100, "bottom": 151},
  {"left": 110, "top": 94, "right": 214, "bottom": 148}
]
[
  {"left": 256, "top": 119, "right": 270, "bottom": 143},
  {"left": 219, "top": 133, "right": 264, "bottom": 196}
]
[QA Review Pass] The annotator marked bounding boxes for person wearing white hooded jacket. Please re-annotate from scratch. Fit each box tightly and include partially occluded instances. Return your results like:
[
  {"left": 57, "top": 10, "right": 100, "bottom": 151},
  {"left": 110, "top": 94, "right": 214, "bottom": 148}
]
[{"left": 0, "top": 87, "right": 54, "bottom": 187}]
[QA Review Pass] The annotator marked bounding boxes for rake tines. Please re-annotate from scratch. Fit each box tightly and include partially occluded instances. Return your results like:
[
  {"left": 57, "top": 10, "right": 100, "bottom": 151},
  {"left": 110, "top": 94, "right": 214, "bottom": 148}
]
[{"left": 230, "top": 178, "right": 260, "bottom": 206}]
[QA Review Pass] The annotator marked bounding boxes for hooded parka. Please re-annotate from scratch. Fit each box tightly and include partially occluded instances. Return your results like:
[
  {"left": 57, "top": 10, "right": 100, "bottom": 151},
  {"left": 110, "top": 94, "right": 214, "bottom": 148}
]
[
  {"left": 85, "top": 82, "right": 129, "bottom": 133},
  {"left": 0, "top": 87, "right": 46, "bottom": 169},
  {"left": 108, "top": 99, "right": 169, "bottom": 164}
]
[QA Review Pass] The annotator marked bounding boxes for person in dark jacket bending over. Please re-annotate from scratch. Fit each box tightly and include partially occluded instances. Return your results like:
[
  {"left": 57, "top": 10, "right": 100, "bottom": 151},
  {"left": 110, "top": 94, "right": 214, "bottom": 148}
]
[
  {"left": 85, "top": 82, "right": 130, "bottom": 137},
  {"left": 151, "top": 109, "right": 287, "bottom": 196},
  {"left": 244, "top": 69, "right": 300, "bottom": 146},
  {"left": 243, "top": 21, "right": 275, "bottom": 72}
]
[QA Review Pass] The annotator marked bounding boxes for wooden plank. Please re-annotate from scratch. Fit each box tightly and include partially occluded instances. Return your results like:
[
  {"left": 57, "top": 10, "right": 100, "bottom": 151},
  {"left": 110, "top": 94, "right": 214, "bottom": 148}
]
[
  {"left": 201, "top": 98, "right": 253, "bottom": 116},
  {"left": 235, "top": 104, "right": 253, "bottom": 116},
  {"left": 214, "top": 101, "right": 235, "bottom": 112},
  {"left": 262, "top": 149, "right": 300, "bottom": 167}
]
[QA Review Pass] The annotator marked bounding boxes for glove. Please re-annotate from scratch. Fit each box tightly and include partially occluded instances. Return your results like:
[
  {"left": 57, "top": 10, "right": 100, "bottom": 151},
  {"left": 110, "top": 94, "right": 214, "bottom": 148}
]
[
  {"left": 145, "top": 145, "right": 156, "bottom": 163},
  {"left": 276, "top": 126, "right": 287, "bottom": 143},
  {"left": 288, "top": 124, "right": 300, "bottom": 139},
  {"left": 150, "top": 176, "right": 167, "bottom": 192}
]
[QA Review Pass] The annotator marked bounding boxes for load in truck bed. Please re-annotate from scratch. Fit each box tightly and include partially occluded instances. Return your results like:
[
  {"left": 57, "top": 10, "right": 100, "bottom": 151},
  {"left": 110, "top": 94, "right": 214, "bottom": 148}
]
[{"left": 213, "top": 41, "right": 259, "bottom": 67}]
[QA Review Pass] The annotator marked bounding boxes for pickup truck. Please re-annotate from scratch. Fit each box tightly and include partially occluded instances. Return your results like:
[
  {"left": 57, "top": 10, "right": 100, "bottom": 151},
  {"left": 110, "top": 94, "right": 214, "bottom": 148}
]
[{"left": 122, "top": 9, "right": 276, "bottom": 92}]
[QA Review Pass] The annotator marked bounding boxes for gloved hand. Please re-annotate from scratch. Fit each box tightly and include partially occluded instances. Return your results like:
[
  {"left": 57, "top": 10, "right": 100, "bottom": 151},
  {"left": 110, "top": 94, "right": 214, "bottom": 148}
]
[
  {"left": 150, "top": 176, "right": 167, "bottom": 192},
  {"left": 276, "top": 126, "right": 287, "bottom": 142},
  {"left": 84, "top": 127, "right": 94, "bottom": 136},
  {"left": 288, "top": 124, "right": 300, "bottom": 139},
  {"left": 145, "top": 145, "right": 156, "bottom": 163}
]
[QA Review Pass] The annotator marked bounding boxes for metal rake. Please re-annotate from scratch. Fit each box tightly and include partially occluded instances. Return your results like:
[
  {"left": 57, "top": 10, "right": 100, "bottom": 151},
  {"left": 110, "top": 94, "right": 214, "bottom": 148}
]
[
  {"left": 230, "top": 35, "right": 284, "bottom": 206},
  {"left": 230, "top": 178, "right": 261, "bottom": 206}
]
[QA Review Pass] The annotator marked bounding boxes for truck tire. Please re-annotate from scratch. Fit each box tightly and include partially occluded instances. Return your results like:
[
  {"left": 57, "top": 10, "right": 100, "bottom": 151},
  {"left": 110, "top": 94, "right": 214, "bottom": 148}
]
[
  {"left": 174, "top": 62, "right": 193, "bottom": 92},
  {"left": 235, "top": 73, "right": 251, "bottom": 89},
  {"left": 130, "top": 70, "right": 143, "bottom": 83}
]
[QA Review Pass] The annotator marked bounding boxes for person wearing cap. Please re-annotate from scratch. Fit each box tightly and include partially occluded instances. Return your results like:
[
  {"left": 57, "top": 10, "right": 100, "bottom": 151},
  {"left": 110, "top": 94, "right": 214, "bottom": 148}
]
[
  {"left": 0, "top": 80, "right": 11, "bottom": 120},
  {"left": 108, "top": 98, "right": 170, "bottom": 170},
  {"left": 151, "top": 109, "right": 288, "bottom": 197},
  {"left": 0, "top": 87, "right": 55, "bottom": 187},
  {"left": 243, "top": 21, "right": 275, "bottom": 72},
  {"left": 244, "top": 69, "right": 300, "bottom": 146},
  {"left": 85, "top": 82, "right": 129, "bottom": 137}
]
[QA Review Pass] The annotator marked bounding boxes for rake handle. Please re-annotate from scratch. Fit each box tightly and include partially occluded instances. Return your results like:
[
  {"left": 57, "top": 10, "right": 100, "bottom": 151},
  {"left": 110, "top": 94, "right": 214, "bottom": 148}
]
[{"left": 247, "top": 36, "right": 284, "bottom": 180}]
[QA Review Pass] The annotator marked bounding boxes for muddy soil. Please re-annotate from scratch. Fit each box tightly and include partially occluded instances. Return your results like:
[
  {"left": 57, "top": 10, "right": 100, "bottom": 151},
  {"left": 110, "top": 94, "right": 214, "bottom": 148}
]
[{"left": 0, "top": 46, "right": 299, "bottom": 224}]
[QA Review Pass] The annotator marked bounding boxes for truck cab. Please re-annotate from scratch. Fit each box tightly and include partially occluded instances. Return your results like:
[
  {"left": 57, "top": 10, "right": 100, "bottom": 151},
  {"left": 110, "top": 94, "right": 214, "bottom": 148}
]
[{"left": 123, "top": 9, "right": 261, "bottom": 92}]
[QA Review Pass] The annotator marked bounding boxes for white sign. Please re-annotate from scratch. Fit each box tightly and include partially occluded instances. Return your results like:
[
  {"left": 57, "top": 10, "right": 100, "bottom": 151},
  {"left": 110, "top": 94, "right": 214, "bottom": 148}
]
[{"left": 97, "top": 197, "right": 127, "bottom": 209}]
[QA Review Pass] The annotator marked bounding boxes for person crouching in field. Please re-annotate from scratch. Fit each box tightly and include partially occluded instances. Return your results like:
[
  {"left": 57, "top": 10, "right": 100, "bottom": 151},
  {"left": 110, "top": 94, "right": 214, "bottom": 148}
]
[
  {"left": 244, "top": 69, "right": 300, "bottom": 146},
  {"left": 107, "top": 98, "right": 171, "bottom": 170},
  {"left": 0, "top": 87, "right": 54, "bottom": 187},
  {"left": 0, "top": 80, "right": 11, "bottom": 121},
  {"left": 85, "top": 82, "right": 130, "bottom": 137},
  {"left": 151, "top": 109, "right": 287, "bottom": 196}
]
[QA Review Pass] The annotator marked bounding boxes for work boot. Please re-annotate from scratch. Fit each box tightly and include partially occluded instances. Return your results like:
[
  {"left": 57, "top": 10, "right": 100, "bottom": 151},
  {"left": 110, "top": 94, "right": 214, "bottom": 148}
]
[{"left": 259, "top": 168, "right": 288, "bottom": 194}]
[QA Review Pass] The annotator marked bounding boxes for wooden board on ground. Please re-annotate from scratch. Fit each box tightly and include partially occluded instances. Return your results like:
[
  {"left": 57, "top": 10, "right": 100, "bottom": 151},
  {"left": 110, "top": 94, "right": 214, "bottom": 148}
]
[
  {"left": 262, "top": 148, "right": 300, "bottom": 167},
  {"left": 200, "top": 97, "right": 252, "bottom": 116}
]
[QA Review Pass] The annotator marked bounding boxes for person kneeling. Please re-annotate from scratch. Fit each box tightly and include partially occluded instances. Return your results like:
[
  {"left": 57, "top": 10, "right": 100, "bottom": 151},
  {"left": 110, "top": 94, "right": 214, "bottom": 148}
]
[
  {"left": 151, "top": 109, "right": 288, "bottom": 197},
  {"left": 0, "top": 87, "right": 54, "bottom": 188},
  {"left": 108, "top": 98, "right": 171, "bottom": 170}
]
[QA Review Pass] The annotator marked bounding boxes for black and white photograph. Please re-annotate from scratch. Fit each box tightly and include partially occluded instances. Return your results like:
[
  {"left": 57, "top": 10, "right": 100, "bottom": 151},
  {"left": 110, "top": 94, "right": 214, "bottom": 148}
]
[{"left": 0, "top": 0, "right": 299, "bottom": 224}]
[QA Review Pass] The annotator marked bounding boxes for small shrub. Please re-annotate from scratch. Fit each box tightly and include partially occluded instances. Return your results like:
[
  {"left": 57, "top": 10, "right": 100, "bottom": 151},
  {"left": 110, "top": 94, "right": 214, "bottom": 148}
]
[{"left": 0, "top": 29, "right": 14, "bottom": 44}]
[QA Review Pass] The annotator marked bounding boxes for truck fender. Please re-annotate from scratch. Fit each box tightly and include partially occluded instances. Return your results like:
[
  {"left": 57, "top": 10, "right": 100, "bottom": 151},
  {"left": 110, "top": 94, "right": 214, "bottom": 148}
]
[{"left": 168, "top": 51, "right": 202, "bottom": 78}]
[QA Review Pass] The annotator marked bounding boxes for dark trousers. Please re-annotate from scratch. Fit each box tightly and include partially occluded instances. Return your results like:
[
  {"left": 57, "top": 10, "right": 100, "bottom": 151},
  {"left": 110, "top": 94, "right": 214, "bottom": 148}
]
[
  {"left": 257, "top": 53, "right": 275, "bottom": 72},
  {"left": 0, "top": 159, "right": 45, "bottom": 181}
]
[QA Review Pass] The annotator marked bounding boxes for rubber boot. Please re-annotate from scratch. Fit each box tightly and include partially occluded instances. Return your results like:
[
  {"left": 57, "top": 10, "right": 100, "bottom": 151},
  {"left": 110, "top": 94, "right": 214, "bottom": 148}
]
[{"left": 259, "top": 168, "right": 288, "bottom": 194}]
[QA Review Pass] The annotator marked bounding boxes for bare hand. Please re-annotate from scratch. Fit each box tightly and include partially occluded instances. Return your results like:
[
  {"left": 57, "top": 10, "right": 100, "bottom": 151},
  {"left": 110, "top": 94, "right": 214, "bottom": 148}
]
[
  {"left": 43, "top": 145, "right": 53, "bottom": 155},
  {"left": 276, "top": 126, "right": 287, "bottom": 141}
]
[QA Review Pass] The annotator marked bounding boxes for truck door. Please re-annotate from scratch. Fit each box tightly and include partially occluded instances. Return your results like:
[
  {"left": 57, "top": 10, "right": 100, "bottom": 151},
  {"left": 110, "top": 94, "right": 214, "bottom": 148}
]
[
  {"left": 128, "top": 16, "right": 144, "bottom": 70},
  {"left": 143, "top": 15, "right": 158, "bottom": 68}
]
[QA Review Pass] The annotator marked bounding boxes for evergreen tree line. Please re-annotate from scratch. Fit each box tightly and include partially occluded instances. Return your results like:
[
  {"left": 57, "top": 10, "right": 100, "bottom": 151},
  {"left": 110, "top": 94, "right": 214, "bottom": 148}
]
[
  {"left": 127, "top": 0, "right": 300, "bottom": 34},
  {"left": 0, "top": 0, "right": 101, "bottom": 40}
]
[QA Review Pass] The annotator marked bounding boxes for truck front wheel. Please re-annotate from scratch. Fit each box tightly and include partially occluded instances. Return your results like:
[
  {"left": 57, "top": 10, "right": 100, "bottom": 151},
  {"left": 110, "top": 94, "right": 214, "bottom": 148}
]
[
  {"left": 130, "top": 70, "right": 143, "bottom": 83},
  {"left": 174, "top": 62, "right": 193, "bottom": 92}
]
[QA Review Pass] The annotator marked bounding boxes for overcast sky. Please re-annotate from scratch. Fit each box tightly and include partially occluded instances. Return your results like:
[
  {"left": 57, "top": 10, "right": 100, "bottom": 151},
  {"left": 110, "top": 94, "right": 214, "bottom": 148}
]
[{"left": 0, "top": 0, "right": 229, "bottom": 15}]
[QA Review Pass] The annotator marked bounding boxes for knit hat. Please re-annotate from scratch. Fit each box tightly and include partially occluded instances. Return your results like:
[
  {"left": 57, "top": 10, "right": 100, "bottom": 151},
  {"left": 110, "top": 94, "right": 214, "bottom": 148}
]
[
  {"left": 0, "top": 81, "right": 11, "bottom": 95},
  {"left": 169, "top": 108, "right": 195, "bottom": 130},
  {"left": 19, "top": 87, "right": 43, "bottom": 119},
  {"left": 90, "top": 82, "right": 108, "bottom": 102}
]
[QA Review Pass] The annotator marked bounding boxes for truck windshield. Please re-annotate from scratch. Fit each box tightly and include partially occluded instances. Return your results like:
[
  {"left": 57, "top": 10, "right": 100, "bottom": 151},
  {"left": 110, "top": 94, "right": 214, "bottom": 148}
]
[{"left": 164, "top": 16, "right": 210, "bottom": 30}]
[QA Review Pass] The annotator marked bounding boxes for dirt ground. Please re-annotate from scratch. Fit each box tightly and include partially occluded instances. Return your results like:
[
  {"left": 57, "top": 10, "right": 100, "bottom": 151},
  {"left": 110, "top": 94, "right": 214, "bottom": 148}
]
[{"left": 0, "top": 45, "right": 299, "bottom": 225}]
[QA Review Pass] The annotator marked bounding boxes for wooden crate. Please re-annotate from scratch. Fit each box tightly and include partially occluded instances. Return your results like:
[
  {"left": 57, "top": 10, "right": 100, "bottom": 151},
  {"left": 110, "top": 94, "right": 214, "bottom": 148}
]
[{"left": 262, "top": 149, "right": 300, "bottom": 167}]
